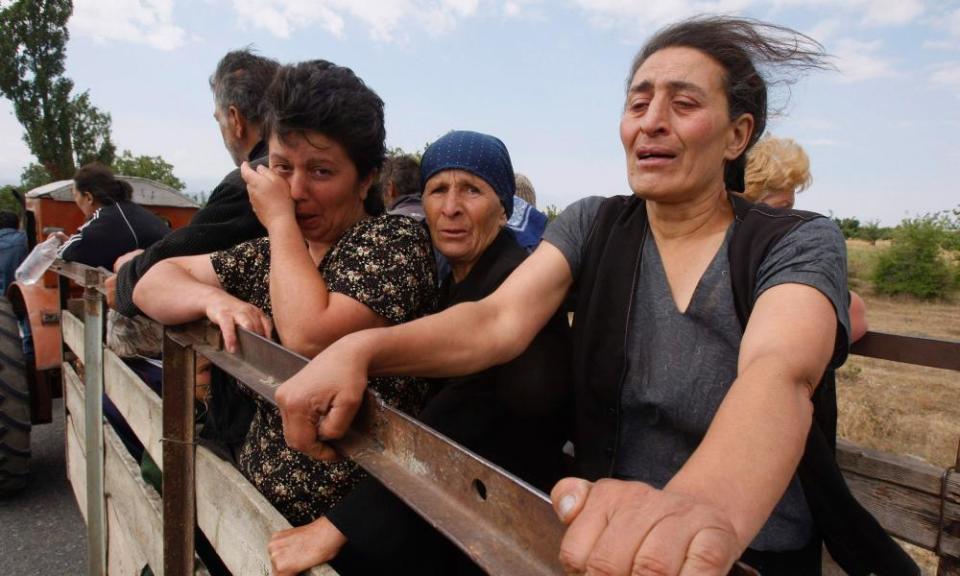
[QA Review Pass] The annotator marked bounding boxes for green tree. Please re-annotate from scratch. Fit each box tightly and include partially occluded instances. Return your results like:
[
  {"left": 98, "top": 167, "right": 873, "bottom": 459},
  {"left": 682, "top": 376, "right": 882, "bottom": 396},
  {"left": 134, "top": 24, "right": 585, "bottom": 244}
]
[
  {"left": 831, "top": 215, "right": 861, "bottom": 239},
  {"left": 19, "top": 163, "right": 54, "bottom": 190},
  {"left": 0, "top": 185, "right": 22, "bottom": 216},
  {"left": 113, "top": 150, "right": 185, "bottom": 191},
  {"left": 0, "top": 0, "right": 76, "bottom": 180},
  {"left": 70, "top": 90, "right": 115, "bottom": 167},
  {"left": 872, "top": 217, "right": 956, "bottom": 299},
  {"left": 544, "top": 204, "right": 561, "bottom": 223},
  {"left": 856, "top": 220, "right": 885, "bottom": 245}
]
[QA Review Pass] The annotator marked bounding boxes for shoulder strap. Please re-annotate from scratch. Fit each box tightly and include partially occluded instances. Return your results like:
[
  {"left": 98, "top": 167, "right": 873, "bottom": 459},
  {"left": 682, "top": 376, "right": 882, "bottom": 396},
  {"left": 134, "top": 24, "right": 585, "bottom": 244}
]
[{"left": 727, "top": 193, "right": 823, "bottom": 331}]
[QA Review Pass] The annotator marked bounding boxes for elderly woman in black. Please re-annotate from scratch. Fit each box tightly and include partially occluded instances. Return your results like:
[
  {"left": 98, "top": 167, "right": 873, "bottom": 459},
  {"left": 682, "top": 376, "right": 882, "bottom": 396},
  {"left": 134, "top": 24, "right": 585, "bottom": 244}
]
[
  {"left": 275, "top": 17, "right": 917, "bottom": 576},
  {"left": 267, "top": 130, "right": 571, "bottom": 576}
]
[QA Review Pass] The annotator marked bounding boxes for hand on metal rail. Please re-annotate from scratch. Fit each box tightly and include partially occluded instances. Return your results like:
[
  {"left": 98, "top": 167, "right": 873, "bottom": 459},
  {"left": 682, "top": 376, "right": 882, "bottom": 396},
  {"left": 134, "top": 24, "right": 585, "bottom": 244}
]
[
  {"left": 204, "top": 292, "right": 274, "bottom": 353},
  {"left": 550, "top": 477, "right": 744, "bottom": 576},
  {"left": 275, "top": 335, "right": 368, "bottom": 461}
]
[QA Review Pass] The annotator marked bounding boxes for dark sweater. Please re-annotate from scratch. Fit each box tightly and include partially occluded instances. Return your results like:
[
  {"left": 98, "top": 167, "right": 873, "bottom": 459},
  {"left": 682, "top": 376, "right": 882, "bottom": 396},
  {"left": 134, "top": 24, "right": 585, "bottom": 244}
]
[
  {"left": 328, "top": 230, "right": 572, "bottom": 576},
  {"left": 59, "top": 201, "right": 170, "bottom": 270},
  {"left": 114, "top": 140, "right": 268, "bottom": 316}
]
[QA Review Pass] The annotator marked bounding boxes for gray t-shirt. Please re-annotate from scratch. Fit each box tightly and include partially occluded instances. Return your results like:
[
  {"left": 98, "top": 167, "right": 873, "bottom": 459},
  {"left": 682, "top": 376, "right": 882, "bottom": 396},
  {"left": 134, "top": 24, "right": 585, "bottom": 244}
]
[{"left": 543, "top": 196, "right": 851, "bottom": 551}]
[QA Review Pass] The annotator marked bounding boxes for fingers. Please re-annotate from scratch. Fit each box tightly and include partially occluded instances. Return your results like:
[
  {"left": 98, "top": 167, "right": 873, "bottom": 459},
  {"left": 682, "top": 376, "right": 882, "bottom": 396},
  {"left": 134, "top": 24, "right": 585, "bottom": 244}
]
[
  {"left": 556, "top": 479, "right": 613, "bottom": 572},
  {"left": 239, "top": 161, "right": 257, "bottom": 185},
  {"left": 218, "top": 314, "right": 238, "bottom": 353},
  {"left": 677, "top": 528, "right": 739, "bottom": 576},
  {"left": 551, "top": 477, "right": 592, "bottom": 524},
  {"left": 553, "top": 480, "right": 741, "bottom": 576},
  {"left": 260, "top": 313, "right": 274, "bottom": 339},
  {"left": 316, "top": 397, "right": 362, "bottom": 440}
]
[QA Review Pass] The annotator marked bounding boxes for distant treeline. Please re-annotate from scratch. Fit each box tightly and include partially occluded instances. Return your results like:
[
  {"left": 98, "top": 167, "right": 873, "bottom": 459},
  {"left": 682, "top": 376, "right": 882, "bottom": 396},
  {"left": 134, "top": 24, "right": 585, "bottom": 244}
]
[{"left": 841, "top": 208, "right": 960, "bottom": 300}]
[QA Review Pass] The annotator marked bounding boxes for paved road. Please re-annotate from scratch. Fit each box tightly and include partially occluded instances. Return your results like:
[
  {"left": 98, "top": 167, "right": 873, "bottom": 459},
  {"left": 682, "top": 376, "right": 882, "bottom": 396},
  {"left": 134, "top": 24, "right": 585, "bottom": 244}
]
[{"left": 0, "top": 398, "right": 87, "bottom": 575}]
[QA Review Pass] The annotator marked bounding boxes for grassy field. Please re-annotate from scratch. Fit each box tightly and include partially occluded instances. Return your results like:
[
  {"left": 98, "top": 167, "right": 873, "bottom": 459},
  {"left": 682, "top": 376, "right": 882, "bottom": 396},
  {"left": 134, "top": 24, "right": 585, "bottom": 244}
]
[
  {"left": 836, "top": 240, "right": 959, "bottom": 574},
  {"left": 838, "top": 239, "right": 959, "bottom": 468}
]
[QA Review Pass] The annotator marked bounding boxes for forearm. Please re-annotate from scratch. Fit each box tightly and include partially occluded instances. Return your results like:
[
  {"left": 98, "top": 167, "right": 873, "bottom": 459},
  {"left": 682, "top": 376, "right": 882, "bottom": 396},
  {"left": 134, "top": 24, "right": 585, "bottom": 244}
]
[
  {"left": 133, "top": 260, "right": 224, "bottom": 325},
  {"left": 666, "top": 357, "right": 813, "bottom": 549},
  {"left": 342, "top": 298, "right": 528, "bottom": 379},
  {"left": 268, "top": 222, "right": 331, "bottom": 354}
]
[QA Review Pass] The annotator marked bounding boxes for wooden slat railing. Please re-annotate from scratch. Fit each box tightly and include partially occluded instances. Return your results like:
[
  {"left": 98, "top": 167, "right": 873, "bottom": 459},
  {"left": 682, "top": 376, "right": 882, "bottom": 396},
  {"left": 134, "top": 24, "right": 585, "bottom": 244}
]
[{"left": 56, "top": 261, "right": 960, "bottom": 575}]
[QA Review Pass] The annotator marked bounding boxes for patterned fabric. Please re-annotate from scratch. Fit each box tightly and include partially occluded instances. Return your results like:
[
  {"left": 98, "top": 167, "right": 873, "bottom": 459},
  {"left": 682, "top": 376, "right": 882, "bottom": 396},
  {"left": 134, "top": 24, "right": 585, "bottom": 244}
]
[{"left": 210, "top": 214, "right": 437, "bottom": 525}]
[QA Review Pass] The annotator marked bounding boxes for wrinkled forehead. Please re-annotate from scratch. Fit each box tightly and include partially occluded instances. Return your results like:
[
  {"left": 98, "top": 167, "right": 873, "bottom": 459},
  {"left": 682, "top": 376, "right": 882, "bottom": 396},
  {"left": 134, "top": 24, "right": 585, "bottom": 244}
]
[
  {"left": 628, "top": 46, "right": 727, "bottom": 95},
  {"left": 425, "top": 169, "right": 496, "bottom": 193}
]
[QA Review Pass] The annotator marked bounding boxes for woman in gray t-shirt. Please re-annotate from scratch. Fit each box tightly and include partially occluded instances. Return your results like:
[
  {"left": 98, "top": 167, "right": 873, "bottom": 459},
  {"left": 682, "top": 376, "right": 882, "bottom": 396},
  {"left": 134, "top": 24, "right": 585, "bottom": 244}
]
[{"left": 272, "top": 16, "right": 914, "bottom": 576}]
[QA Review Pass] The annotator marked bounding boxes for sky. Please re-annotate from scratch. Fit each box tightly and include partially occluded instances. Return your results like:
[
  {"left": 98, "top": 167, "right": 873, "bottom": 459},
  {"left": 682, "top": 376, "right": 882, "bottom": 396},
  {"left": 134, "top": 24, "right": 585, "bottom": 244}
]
[{"left": 1, "top": 0, "right": 959, "bottom": 225}]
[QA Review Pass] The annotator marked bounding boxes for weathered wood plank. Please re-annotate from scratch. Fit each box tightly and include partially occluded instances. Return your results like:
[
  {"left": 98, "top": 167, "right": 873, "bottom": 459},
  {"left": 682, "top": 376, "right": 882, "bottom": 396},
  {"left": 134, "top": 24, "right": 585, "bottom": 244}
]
[
  {"left": 947, "top": 468, "right": 960, "bottom": 503},
  {"left": 104, "top": 423, "right": 164, "bottom": 575},
  {"left": 843, "top": 472, "right": 941, "bottom": 549},
  {"left": 106, "top": 498, "right": 150, "bottom": 576},
  {"left": 65, "top": 413, "right": 87, "bottom": 522},
  {"left": 64, "top": 362, "right": 85, "bottom": 446},
  {"left": 195, "top": 446, "right": 336, "bottom": 576},
  {"left": 837, "top": 438, "right": 944, "bottom": 496},
  {"left": 62, "top": 310, "right": 84, "bottom": 360},
  {"left": 103, "top": 350, "right": 163, "bottom": 469}
]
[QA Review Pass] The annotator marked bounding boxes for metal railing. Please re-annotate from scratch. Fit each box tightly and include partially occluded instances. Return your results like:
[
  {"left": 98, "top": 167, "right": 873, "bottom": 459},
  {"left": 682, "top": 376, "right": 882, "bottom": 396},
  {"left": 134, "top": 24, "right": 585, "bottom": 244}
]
[{"left": 53, "top": 260, "right": 960, "bottom": 575}]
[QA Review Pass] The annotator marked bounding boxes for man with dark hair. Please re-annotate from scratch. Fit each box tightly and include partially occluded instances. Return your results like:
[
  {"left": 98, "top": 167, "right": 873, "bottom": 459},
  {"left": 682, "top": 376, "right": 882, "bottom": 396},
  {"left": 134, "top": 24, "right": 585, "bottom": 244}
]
[
  {"left": 108, "top": 48, "right": 280, "bottom": 316},
  {"left": 381, "top": 154, "right": 424, "bottom": 220},
  {"left": 0, "top": 209, "right": 27, "bottom": 294}
]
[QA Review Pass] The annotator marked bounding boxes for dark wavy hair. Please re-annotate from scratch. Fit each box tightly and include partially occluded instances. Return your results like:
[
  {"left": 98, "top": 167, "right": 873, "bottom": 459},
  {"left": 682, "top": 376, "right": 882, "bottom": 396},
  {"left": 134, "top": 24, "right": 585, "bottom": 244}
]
[
  {"left": 262, "top": 60, "right": 386, "bottom": 182},
  {"left": 74, "top": 163, "right": 132, "bottom": 206},
  {"left": 630, "top": 16, "right": 830, "bottom": 191}
]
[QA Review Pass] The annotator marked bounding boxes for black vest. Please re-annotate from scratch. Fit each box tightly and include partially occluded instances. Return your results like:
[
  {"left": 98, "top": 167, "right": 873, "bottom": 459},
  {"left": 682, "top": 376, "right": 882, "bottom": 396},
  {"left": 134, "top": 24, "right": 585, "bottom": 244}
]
[{"left": 570, "top": 194, "right": 918, "bottom": 576}]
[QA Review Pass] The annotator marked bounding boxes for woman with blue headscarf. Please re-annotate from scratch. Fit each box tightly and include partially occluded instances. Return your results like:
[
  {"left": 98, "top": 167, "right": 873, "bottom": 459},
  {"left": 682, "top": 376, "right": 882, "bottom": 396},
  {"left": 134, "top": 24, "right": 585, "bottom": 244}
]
[{"left": 267, "top": 131, "right": 572, "bottom": 576}]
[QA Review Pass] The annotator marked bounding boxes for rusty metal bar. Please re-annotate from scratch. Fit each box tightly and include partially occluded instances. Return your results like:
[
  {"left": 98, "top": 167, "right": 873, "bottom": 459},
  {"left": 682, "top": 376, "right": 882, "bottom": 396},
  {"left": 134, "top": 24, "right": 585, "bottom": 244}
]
[
  {"left": 162, "top": 330, "right": 196, "bottom": 576},
  {"left": 851, "top": 331, "right": 960, "bottom": 372},
  {"left": 82, "top": 269, "right": 106, "bottom": 576},
  {"left": 183, "top": 326, "right": 758, "bottom": 576}
]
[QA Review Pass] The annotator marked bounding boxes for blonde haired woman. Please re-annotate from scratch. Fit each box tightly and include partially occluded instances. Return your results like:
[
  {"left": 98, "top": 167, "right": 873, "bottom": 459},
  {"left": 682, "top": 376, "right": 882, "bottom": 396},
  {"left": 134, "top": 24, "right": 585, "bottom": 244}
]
[{"left": 743, "top": 136, "right": 811, "bottom": 208}]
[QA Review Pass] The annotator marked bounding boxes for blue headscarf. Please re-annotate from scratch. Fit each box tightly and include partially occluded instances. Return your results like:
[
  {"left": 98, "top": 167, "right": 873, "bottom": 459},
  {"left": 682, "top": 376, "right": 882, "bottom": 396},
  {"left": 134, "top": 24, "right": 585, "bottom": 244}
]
[{"left": 419, "top": 130, "right": 515, "bottom": 218}]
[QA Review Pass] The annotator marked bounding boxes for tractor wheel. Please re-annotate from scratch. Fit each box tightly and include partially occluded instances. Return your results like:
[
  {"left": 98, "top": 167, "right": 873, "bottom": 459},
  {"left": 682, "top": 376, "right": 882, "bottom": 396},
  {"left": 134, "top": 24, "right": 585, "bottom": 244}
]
[{"left": 0, "top": 295, "right": 30, "bottom": 496}]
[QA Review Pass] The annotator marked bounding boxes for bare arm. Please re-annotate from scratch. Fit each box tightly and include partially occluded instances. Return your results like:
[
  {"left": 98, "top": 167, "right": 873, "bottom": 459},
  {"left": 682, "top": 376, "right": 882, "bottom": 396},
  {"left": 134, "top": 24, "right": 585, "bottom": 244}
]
[
  {"left": 275, "top": 241, "right": 574, "bottom": 459},
  {"left": 849, "top": 290, "right": 868, "bottom": 342},
  {"left": 133, "top": 253, "right": 272, "bottom": 352},
  {"left": 242, "top": 162, "right": 388, "bottom": 358},
  {"left": 551, "top": 282, "right": 837, "bottom": 575}
]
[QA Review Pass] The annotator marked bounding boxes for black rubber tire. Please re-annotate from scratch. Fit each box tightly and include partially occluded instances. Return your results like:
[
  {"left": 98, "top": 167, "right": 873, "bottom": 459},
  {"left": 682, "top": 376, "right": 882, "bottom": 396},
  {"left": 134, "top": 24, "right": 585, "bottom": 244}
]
[{"left": 0, "top": 295, "right": 30, "bottom": 496}]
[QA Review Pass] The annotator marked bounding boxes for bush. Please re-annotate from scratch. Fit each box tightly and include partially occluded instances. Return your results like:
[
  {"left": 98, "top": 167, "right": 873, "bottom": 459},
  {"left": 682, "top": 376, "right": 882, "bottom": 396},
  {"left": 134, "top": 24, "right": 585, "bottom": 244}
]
[
  {"left": 872, "top": 218, "right": 956, "bottom": 299},
  {"left": 856, "top": 220, "right": 892, "bottom": 244}
]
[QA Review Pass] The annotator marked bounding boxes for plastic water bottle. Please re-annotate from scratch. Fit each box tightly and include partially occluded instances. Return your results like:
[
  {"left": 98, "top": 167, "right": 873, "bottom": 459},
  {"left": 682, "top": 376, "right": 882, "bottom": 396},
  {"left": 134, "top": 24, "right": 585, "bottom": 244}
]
[{"left": 15, "top": 235, "right": 63, "bottom": 285}]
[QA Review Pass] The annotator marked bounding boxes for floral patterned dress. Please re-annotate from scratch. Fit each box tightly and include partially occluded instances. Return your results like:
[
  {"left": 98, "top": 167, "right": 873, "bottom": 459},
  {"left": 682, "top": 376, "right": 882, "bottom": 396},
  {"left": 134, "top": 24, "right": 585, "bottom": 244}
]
[{"left": 210, "top": 214, "right": 437, "bottom": 525}]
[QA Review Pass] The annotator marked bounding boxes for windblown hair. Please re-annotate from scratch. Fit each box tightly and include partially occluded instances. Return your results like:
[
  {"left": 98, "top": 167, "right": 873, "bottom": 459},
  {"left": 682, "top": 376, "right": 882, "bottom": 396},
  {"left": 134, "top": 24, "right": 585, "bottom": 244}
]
[
  {"left": 74, "top": 163, "right": 132, "bottom": 206},
  {"left": 631, "top": 16, "right": 830, "bottom": 191},
  {"left": 209, "top": 48, "right": 280, "bottom": 125},
  {"left": 744, "top": 136, "right": 811, "bottom": 202},
  {"left": 263, "top": 60, "right": 386, "bottom": 181},
  {"left": 380, "top": 154, "right": 421, "bottom": 199},
  {"left": 514, "top": 173, "right": 537, "bottom": 207}
]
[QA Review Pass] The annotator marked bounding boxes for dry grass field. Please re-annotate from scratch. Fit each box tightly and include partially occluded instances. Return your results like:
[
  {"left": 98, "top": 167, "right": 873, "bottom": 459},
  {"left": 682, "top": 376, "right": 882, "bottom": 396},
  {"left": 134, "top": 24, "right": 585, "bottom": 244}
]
[
  {"left": 838, "top": 239, "right": 959, "bottom": 468},
  {"left": 835, "top": 240, "right": 959, "bottom": 574}
]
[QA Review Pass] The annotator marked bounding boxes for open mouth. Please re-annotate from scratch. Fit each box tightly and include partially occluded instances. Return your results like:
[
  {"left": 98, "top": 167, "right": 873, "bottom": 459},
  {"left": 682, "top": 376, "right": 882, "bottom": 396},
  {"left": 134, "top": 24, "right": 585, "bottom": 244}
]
[{"left": 636, "top": 149, "right": 677, "bottom": 161}]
